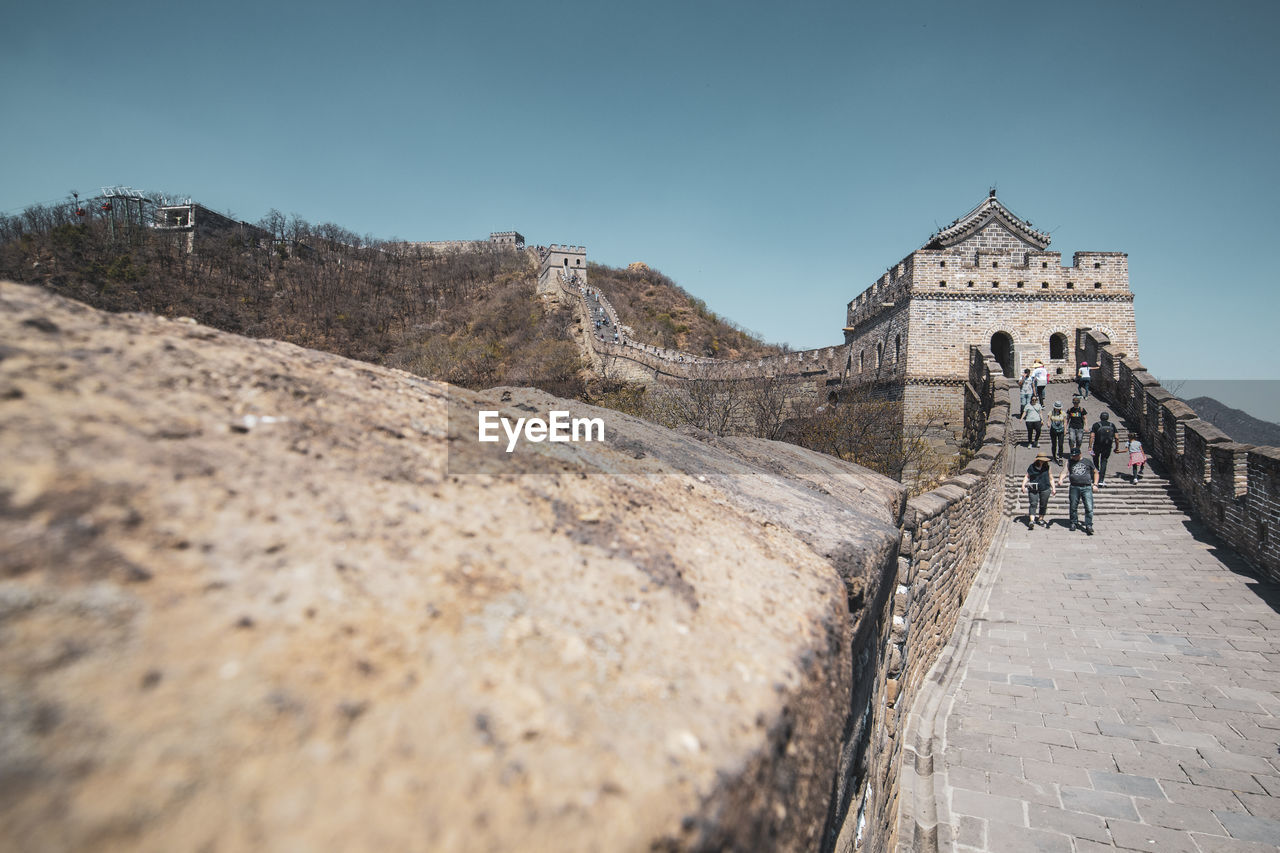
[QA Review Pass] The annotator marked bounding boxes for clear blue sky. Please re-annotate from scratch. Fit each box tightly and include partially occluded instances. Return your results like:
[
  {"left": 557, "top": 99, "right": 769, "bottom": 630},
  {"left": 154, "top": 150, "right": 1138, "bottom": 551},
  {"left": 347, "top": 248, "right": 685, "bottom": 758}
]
[{"left": 3, "top": 0, "right": 1277, "bottom": 383}]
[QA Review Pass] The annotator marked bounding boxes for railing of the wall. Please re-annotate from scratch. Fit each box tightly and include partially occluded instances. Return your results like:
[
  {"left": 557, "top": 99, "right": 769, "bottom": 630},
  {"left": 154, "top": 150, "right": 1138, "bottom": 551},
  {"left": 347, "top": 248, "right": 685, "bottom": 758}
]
[{"left": 1078, "top": 329, "right": 1279, "bottom": 580}]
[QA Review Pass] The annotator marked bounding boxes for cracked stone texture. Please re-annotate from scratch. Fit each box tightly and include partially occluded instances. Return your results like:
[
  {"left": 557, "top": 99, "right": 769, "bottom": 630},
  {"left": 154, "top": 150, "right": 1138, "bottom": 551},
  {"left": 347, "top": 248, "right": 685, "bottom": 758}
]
[{"left": 0, "top": 282, "right": 905, "bottom": 853}]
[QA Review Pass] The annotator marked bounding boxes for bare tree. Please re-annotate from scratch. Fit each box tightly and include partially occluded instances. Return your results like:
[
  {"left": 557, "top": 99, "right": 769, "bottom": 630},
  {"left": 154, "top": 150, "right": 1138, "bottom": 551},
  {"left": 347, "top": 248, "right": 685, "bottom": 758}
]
[
  {"left": 744, "top": 374, "right": 795, "bottom": 440},
  {"left": 787, "top": 384, "right": 952, "bottom": 494}
]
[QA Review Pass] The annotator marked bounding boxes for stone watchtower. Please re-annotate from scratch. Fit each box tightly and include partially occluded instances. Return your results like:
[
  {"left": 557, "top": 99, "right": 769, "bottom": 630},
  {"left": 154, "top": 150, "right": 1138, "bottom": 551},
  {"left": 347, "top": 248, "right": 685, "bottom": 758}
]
[
  {"left": 841, "top": 192, "right": 1138, "bottom": 447},
  {"left": 536, "top": 244, "right": 588, "bottom": 297}
]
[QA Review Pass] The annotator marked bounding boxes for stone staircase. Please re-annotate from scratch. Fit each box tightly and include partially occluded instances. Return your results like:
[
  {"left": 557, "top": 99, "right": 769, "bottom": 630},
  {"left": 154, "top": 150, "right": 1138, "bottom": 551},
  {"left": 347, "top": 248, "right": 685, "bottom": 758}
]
[{"left": 1003, "top": 463, "right": 1190, "bottom": 517}]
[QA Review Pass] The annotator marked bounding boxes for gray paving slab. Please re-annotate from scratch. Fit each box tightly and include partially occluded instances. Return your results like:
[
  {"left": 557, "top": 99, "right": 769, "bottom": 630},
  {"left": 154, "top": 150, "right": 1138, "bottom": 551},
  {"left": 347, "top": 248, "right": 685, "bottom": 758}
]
[{"left": 898, "top": 391, "right": 1280, "bottom": 851}]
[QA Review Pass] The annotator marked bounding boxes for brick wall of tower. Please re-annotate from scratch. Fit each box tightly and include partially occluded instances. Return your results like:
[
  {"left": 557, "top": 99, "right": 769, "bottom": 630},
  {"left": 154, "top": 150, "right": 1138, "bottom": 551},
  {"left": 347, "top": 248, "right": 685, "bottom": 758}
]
[
  {"left": 905, "top": 292, "right": 1138, "bottom": 380},
  {"left": 843, "top": 302, "right": 911, "bottom": 386},
  {"left": 843, "top": 220, "right": 1136, "bottom": 385}
]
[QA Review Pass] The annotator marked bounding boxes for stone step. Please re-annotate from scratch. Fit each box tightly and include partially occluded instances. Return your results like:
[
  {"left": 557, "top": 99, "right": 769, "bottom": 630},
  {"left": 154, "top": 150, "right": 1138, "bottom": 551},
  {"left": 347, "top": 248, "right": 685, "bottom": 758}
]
[
  {"left": 1003, "top": 473, "right": 1189, "bottom": 517},
  {"left": 1005, "top": 499, "right": 1187, "bottom": 515}
]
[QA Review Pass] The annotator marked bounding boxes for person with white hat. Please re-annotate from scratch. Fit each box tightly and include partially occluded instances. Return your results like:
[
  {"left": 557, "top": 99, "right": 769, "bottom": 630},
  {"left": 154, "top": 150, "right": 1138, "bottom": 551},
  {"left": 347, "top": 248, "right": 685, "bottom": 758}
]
[{"left": 1031, "top": 360, "right": 1049, "bottom": 406}]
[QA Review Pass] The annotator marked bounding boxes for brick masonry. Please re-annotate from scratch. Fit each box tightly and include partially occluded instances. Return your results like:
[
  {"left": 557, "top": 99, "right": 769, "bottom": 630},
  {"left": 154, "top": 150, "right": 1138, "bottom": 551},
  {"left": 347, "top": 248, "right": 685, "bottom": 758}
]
[
  {"left": 852, "top": 349, "right": 1013, "bottom": 852},
  {"left": 540, "top": 197, "right": 1279, "bottom": 848},
  {"left": 551, "top": 195, "right": 1138, "bottom": 460},
  {"left": 1080, "top": 329, "right": 1280, "bottom": 581}
]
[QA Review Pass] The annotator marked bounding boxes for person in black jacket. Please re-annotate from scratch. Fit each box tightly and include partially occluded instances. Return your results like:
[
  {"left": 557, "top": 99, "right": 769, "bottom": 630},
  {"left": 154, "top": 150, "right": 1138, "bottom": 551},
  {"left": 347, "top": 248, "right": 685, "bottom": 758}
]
[{"left": 1090, "top": 412, "right": 1120, "bottom": 487}]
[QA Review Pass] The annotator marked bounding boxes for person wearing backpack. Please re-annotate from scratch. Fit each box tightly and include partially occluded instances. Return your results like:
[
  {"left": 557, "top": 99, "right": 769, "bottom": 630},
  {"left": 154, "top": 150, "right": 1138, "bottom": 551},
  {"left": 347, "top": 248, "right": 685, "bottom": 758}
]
[{"left": 1090, "top": 412, "right": 1120, "bottom": 487}]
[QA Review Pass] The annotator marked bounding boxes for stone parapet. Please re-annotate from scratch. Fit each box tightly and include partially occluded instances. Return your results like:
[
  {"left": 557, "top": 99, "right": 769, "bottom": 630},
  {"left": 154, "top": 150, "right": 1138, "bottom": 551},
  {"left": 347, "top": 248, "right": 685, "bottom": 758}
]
[
  {"left": 1080, "top": 329, "right": 1280, "bottom": 580},
  {"left": 555, "top": 274, "right": 855, "bottom": 391},
  {"left": 1, "top": 281, "right": 916, "bottom": 853},
  {"left": 854, "top": 347, "right": 1012, "bottom": 852}
]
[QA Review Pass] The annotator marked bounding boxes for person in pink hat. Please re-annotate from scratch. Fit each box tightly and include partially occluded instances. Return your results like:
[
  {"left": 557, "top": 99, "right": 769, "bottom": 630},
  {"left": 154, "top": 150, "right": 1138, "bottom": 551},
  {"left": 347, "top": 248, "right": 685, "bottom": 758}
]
[{"left": 1076, "top": 360, "right": 1092, "bottom": 399}]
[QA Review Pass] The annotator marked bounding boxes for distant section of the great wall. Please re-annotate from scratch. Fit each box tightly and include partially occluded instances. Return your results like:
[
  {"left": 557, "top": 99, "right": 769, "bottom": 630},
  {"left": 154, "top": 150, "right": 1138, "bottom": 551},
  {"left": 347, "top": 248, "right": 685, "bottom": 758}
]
[
  {"left": 4, "top": 191, "right": 1277, "bottom": 853},
  {"left": 529, "top": 192, "right": 1279, "bottom": 585},
  {"left": 537, "top": 193, "right": 1135, "bottom": 456}
]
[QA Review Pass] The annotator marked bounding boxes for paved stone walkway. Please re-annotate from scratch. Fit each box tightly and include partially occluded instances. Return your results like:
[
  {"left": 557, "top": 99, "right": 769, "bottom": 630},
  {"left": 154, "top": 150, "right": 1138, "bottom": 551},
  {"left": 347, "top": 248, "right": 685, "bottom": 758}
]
[{"left": 915, "top": 388, "right": 1280, "bottom": 852}]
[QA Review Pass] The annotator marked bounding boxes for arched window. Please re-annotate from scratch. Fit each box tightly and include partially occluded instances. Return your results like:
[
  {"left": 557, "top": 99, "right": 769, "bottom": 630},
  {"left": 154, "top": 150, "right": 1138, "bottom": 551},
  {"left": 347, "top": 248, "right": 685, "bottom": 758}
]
[
  {"left": 895, "top": 334, "right": 901, "bottom": 362},
  {"left": 876, "top": 342, "right": 884, "bottom": 367},
  {"left": 1050, "top": 333, "right": 1068, "bottom": 361},
  {"left": 859, "top": 350, "right": 865, "bottom": 372}
]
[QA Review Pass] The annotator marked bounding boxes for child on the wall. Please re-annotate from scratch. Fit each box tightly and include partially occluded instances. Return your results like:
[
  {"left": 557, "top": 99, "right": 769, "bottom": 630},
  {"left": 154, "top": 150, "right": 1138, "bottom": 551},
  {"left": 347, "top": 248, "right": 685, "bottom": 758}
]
[{"left": 1127, "top": 432, "right": 1147, "bottom": 482}]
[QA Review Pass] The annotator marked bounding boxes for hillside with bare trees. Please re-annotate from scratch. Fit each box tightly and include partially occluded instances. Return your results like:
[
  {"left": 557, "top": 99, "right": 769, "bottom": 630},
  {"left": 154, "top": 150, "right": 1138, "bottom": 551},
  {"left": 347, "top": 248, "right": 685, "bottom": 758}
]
[
  {"left": 0, "top": 201, "right": 586, "bottom": 396},
  {"left": 587, "top": 262, "right": 783, "bottom": 359},
  {"left": 1, "top": 195, "right": 948, "bottom": 490}
]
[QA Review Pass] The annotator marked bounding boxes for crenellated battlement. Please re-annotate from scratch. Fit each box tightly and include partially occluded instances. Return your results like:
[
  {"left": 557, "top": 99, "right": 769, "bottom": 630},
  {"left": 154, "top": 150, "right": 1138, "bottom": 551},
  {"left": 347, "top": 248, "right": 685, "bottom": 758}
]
[
  {"left": 1080, "top": 329, "right": 1279, "bottom": 580},
  {"left": 551, "top": 194, "right": 1138, "bottom": 460},
  {"left": 844, "top": 247, "right": 1131, "bottom": 337}
]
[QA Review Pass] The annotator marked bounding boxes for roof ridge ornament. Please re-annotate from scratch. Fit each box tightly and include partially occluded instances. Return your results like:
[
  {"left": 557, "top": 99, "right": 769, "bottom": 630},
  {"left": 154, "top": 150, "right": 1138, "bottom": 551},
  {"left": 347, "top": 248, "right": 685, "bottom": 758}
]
[{"left": 924, "top": 195, "right": 1050, "bottom": 251}]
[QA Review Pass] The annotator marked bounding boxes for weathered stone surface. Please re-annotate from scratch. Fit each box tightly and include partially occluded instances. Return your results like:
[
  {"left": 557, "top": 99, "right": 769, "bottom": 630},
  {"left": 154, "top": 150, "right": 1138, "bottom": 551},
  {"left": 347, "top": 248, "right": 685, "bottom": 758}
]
[{"left": 0, "top": 282, "right": 904, "bottom": 852}]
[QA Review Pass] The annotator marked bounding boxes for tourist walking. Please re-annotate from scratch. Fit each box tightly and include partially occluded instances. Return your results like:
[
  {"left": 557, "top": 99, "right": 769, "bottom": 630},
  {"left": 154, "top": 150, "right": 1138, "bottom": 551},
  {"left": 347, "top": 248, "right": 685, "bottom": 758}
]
[
  {"left": 1058, "top": 447, "right": 1098, "bottom": 534},
  {"left": 1077, "top": 361, "right": 1092, "bottom": 399},
  {"left": 1127, "top": 432, "right": 1147, "bottom": 482},
  {"left": 1020, "top": 453, "right": 1056, "bottom": 529},
  {"left": 1048, "top": 401, "right": 1066, "bottom": 462},
  {"left": 1032, "top": 360, "right": 1049, "bottom": 406},
  {"left": 1090, "top": 412, "right": 1120, "bottom": 486},
  {"left": 1022, "top": 398, "right": 1043, "bottom": 447},
  {"left": 1066, "top": 396, "right": 1088, "bottom": 454},
  {"left": 1019, "top": 368, "right": 1033, "bottom": 415}
]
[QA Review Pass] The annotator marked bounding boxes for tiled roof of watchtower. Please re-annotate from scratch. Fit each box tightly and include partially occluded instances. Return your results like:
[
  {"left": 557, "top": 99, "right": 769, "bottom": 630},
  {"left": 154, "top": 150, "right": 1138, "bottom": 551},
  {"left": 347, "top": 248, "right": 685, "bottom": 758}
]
[{"left": 924, "top": 192, "right": 1051, "bottom": 250}]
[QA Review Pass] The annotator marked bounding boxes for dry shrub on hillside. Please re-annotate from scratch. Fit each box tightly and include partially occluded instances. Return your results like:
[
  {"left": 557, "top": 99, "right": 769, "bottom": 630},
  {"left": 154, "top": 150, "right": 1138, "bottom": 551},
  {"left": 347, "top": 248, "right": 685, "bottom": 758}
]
[
  {"left": 586, "top": 262, "right": 781, "bottom": 359},
  {"left": 790, "top": 387, "right": 951, "bottom": 493},
  {"left": 0, "top": 201, "right": 586, "bottom": 397},
  {"left": 596, "top": 375, "right": 952, "bottom": 492}
]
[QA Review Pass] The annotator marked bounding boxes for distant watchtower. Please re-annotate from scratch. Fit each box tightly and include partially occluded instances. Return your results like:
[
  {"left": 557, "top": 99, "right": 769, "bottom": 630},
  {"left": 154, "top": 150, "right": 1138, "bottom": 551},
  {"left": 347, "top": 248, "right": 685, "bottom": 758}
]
[
  {"left": 490, "top": 231, "right": 525, "bottom": 249},
  {"left": 841, "top": 192, "right": 1138, "bottom": 447},
  {"left": 537, "top": 244, "right": 588, "bottom": 296}
]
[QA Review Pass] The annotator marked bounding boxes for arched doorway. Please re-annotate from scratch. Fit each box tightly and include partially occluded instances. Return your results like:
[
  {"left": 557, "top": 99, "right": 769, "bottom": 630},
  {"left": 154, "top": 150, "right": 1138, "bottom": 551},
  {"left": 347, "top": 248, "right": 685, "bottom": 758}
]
[{"left": 990, "top": 331, "right": 1014, "bottom": 377}]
